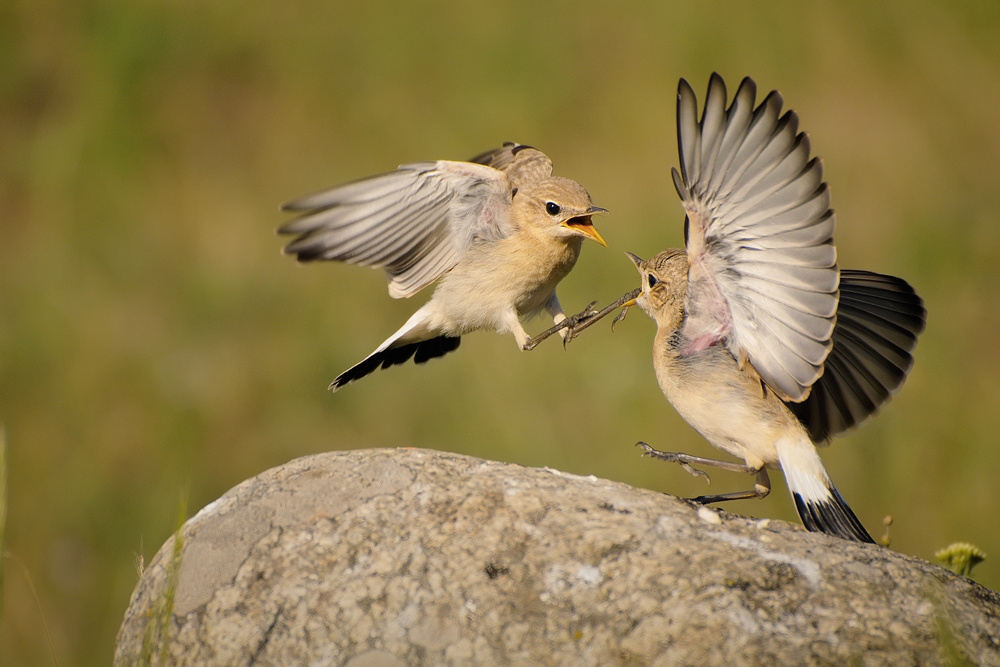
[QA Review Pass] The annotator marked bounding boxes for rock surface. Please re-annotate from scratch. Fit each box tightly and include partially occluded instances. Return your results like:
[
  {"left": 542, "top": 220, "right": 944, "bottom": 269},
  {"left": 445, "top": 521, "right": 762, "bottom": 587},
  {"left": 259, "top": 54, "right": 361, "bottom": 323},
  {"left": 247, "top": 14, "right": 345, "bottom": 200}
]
[{"left": 115, "top": 448, "right": 1000, "bottom": 666}]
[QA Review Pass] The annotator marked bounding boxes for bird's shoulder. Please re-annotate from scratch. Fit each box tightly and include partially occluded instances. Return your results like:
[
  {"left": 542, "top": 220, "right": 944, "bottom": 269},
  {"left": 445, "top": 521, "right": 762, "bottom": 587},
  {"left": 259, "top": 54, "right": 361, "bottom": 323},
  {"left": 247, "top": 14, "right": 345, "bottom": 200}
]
[{"left": 469, "top": 142, "right": 553, "bottom": 188}]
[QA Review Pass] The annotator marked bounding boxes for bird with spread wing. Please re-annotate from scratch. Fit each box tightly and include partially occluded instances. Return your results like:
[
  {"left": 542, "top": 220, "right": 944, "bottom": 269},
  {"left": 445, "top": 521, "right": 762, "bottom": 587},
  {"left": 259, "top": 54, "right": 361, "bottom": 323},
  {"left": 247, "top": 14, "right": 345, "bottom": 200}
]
[
  {"left": 575, "top": 74, "right": 926, "bottom": 542},
  {"left": 279, "top": 143, "right": 607, "bottom": 391}
]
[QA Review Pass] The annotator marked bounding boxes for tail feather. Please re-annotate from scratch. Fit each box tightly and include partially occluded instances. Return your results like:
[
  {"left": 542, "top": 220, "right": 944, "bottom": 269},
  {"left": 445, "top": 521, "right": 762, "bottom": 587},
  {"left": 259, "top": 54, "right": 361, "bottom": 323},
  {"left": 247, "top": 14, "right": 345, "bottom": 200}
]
[
  {"left": 777, "top": 437, "right": 875, "bottom": 544},
  {"left": 792, "top": 486, "right": 874, "bottom": 544},
  {"left": 328, "top": 303, "right": 461, "bottom": 392},
  {"left": 330, "top": 336, "right": 460, "bottom": 392}
]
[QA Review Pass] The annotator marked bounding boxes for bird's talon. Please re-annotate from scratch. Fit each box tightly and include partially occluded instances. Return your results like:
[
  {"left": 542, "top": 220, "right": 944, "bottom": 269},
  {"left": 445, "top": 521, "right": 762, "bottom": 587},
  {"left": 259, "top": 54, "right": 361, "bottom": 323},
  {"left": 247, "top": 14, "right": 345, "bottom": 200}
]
[
  {"left": 611, "top": 306, "right": 630, "bottom": 332},
  {"left": 680, "top": 462, "right": 711, "bottom": 484}
]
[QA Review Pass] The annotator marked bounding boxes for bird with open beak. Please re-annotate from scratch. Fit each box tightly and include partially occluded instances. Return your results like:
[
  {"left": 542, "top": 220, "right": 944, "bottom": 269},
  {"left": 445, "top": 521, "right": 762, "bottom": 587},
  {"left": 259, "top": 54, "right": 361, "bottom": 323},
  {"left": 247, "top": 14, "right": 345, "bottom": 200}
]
[
  {"left": 588, "top": 75, "right": 926, "bottom": 542},
  {"left": 279, "top": 143, "right": 607, "bottom": 391}
]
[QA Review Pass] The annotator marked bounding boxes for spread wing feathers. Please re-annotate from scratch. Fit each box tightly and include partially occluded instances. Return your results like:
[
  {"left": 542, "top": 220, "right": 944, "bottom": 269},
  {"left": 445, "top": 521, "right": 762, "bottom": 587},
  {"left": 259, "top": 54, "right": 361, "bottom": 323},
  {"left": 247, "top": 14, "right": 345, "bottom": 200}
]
[
  {"left": 279, "top": 160, "right": 514, "bottom": 299},
  {"left": 674, "top": 73, "right": 839, "bottom": 402},
  {"left": 469, "top": 142, "right": 553, "bottom": 187},
  {"left": 787, "top": 270, "right": 926, "bottom": 443}
]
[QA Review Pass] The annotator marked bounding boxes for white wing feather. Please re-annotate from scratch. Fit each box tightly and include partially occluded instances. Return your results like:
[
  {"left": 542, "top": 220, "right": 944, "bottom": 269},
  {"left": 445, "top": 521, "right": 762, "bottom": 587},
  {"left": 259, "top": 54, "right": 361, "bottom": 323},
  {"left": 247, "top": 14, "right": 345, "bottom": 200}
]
[{"left": 675, "top": 74, "right": 839, "bottom": 401}]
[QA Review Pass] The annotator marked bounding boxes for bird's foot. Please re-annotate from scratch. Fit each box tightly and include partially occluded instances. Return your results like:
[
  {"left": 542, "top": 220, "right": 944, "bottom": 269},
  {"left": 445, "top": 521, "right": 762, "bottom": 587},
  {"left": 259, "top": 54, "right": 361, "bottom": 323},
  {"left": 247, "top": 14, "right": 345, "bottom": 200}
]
[
  {"left": 636, "top": 442, "right": 711, "bottom": 484},
  {"left": 558, "top": 300, "right": 600, "bottom": 346},
  {"left": 523, "top": 301, "right": 600, "bottom": 350},
  {"left": 609, "top": 288, "right": 641, "bottom": 331},
  {"left": 523, "top": 288, "right": 642, "bottom": 350},
  {"left": 689, "top": 486, "right": 770, "bottom": 504}
]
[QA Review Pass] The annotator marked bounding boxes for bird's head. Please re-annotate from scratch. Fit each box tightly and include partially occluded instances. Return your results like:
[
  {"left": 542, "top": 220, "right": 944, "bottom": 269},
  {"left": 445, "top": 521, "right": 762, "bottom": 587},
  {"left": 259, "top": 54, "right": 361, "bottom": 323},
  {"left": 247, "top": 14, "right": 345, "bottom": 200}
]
[
  {"left": 625, "top": 248, "right": 688, "bottom": 329},
  {"left": 515, "top": 177, "right": 608, "bottom": 246}
]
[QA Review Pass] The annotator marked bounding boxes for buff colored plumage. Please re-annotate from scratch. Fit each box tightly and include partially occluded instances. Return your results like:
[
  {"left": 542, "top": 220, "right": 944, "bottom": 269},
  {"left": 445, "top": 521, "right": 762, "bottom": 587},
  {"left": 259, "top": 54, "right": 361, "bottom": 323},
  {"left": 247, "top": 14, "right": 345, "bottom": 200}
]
[
  {"left": 576, "top": 75, "right": 925, "bottom": 542},
  {"left": 279, "top": 143, "right": 607, "bottom": 391}
]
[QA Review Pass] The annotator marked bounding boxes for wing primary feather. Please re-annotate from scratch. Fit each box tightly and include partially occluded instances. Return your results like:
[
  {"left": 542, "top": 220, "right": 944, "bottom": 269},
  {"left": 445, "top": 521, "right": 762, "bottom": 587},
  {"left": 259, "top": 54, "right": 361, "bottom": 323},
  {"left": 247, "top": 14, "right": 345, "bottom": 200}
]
[
  {"left": 697, "top": 73, "right": 729, "bottom": 196},
  {"left": 677, "top": 78, "right": 701, "bottom": 188},
  {"left": 706, "top": 77, "right": 757, "bottom": 195}
]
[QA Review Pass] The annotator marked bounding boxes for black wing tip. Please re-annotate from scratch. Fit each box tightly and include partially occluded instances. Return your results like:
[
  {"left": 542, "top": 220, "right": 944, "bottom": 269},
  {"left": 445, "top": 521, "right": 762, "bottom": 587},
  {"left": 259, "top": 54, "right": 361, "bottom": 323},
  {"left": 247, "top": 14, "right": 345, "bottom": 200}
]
[
  {"left": 470, "top": 141, "right": 526, "bottom": 165},
  {"left": 328, "top": 336, "right": 462, "bottom": 392},
  {"left": 280, "top": 238, "right": 324, "bottom": 262},
  {"left": 678, "top": 77, "right": 695, "bottom": 99},
  {"left": 706, "top": 71, "right": 727, "bottom": 99},
  {"left": 736, "top": 76, "right": 757, "bottom": 98},
  {"left": 793, "top": 489, "right": 875, "bottom": 544}
]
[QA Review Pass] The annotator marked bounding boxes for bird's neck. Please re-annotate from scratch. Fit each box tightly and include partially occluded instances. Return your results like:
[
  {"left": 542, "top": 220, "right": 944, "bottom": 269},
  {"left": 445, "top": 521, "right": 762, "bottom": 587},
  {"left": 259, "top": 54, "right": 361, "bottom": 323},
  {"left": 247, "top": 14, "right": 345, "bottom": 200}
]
[
  {"left": 654, "top": 285, "right": 687, "bottom": 334},
  {"left": 521, "top": 229, "right": 582, "bottom": 278}
]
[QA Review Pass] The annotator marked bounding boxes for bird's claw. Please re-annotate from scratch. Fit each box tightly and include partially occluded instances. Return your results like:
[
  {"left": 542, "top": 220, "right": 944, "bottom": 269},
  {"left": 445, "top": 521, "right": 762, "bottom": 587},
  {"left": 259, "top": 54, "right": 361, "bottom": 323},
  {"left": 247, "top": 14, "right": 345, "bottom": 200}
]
[
  {"left": 560, "top": 300, "right": 600, "bottom": 346},
  {"left": 524, "top": 288, "right": 639, "bottom": 350},
  {"left": 636, "top": 441, "right": 711, "bottom": 485},
  {"left": 679, "top": 462, "right": 711, "bottom": 483},
  {"left": 611, "top": 305, "right": 631, "bottom": 332}
]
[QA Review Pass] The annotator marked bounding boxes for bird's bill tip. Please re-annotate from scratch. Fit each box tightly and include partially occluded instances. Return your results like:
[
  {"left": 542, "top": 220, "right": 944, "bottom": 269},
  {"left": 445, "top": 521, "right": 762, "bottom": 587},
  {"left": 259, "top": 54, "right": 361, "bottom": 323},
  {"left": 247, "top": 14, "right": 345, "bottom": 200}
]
[
  {"left": 625, "top": 251, "right": 644, "bottom": 268},
  {"left": 562, "top": 216, "right": 607, "bottom": 247}
]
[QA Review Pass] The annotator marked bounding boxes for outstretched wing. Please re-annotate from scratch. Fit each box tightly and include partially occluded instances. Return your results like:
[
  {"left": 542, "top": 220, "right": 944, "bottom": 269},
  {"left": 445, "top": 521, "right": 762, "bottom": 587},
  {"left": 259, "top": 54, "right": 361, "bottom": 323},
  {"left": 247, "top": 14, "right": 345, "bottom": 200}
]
[
  {"left": 787, "top": 270, "right": 926, "bottom": 442},
  {"left": 470, "top": 142, "right": 553, "bottom": 187},
  {"left": 279, "top": 159, "right": 515, "bottom": 299},
  {"left": 674, "top": 73, "right": 838, "bottom": 402}
]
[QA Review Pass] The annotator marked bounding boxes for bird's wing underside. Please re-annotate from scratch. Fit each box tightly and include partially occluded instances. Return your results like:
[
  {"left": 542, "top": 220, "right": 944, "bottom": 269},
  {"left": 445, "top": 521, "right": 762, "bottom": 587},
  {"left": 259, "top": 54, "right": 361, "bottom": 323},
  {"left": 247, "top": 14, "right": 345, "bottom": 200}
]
[
  {"left": 280, "top": 158, "right": 516, "bottom": 298},
  {"left": 674, "top": 73, "right": 839, "bottom": 402}
]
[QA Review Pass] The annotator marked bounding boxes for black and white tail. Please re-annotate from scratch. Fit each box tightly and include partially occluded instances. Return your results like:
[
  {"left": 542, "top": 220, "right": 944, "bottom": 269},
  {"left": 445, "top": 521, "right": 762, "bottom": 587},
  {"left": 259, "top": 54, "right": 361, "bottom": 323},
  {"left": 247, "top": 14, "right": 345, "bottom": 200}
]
[
  {"left": 792, "top": 484, "right": 873, "bottom": 543},
  {"left": 330, "top": 336, "right": 460, "bottom": 391},
  {"left": 776, "top": 438, "right": 875, "bottom": 543},
  {"left": 329, "top": 304, "right": 460, "bottom": 392}
]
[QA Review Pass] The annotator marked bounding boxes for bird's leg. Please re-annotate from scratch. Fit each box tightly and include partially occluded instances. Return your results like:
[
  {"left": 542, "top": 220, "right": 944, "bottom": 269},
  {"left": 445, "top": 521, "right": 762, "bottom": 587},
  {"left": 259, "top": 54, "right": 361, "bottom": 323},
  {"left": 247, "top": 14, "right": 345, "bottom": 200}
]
[
  {"left": 544, "top": 294, "right": 572, "bottom": 342},
  {"left": 523, "top": 288, "right": 642, "bottom": 350},
  {"left": 638, "top": 441, "right": 729, "bottom": 483},
  {"left": 638, "top": 443, "right": 773, "bottom": 504},
  {"left": 549, "top": 293, "right": 600, "bottom": 346},
  {"left": 638, "top": 439, "right": 768, "bottom": 485},
  {"left": 571, "top": 288, "right": 642, "bottom": 340},
  {"left": 509, "top": 316, "right": 532, "bottom": 350},
  {"left": 690, "top": 469, "right": 772, "bottom": 505},
  {"left": 523, "top": 300, "right": 598, "bottom": 350}
]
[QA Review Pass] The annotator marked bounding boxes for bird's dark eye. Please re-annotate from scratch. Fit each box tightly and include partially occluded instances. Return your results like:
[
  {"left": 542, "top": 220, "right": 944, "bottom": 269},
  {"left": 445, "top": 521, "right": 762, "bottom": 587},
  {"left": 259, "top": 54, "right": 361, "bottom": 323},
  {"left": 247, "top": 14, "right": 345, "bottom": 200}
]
[
  {"left": 647, "top": 274, "right": 658, "bottom": 288},
  {"left": 545, "top": 202, "right": 561, "bottom": 216}
]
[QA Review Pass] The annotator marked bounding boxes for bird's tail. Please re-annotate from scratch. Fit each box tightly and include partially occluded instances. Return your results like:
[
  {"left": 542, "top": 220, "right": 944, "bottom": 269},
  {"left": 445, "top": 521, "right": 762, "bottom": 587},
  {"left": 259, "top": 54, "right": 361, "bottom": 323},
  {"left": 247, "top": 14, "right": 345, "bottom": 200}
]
[
  {"left": 330, "top": 305, "right": 460, "bottom": 392},
  {"left": 775, "top": 438, "right": 875, "bottom": 544}
]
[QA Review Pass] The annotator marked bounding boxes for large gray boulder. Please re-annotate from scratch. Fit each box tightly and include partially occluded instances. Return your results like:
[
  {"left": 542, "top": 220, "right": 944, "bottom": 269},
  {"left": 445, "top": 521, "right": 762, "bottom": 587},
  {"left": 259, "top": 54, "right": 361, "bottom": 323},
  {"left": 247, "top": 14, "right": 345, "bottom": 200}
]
[{"left": 115, "top": 448, "right": 1000, "bottom": 666}]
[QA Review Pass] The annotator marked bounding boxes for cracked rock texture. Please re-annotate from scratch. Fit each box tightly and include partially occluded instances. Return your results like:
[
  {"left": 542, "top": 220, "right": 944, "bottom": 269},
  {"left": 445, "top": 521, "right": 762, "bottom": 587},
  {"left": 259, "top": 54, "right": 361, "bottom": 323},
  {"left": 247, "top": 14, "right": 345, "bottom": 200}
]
[{"left": 115, "top": 448, "right": 1000, "bottom": 666}]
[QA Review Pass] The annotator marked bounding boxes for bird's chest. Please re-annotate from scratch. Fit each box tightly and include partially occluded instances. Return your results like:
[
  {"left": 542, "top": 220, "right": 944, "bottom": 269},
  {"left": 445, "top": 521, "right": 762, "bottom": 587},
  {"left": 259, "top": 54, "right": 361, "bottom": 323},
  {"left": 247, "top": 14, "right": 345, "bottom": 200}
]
[
  {"left": 470, "top": 237, "right": 578, "bottom": 305},
  {"left": 508, "top": 240, "right": 580, "bottom": 311},
  {"left": 654, "top": 336, "right": 793, "bottom": 468},
  {"left": 434, "top": 237, "right": 580, "bottom": 327}
]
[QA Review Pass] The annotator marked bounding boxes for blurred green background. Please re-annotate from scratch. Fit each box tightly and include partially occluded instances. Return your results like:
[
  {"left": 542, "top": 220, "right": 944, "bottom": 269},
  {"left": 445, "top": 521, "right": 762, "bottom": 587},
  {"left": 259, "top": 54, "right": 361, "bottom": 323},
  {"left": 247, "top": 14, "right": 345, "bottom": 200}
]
[{"left": 2, "top": 0, "right": 1000, "bottom": 663}]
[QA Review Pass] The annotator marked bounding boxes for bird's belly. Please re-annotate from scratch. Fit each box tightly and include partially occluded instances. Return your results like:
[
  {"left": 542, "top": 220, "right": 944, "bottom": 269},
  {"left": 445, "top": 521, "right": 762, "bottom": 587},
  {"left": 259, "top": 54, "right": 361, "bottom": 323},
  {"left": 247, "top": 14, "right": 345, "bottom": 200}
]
[
  {"left": 433, "top": 241, "right": 577, "bottom": 333},
  {"left": 656, "top": 348, "right": 794, "bottom": 470}
]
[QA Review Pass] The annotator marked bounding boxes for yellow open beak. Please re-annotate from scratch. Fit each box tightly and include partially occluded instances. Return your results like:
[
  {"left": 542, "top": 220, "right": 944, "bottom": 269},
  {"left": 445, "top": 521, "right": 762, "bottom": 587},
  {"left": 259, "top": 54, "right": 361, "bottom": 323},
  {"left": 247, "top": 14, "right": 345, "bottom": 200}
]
[
  {"left": 562, "top": 206, "right": 609, "bottom": 247},
  {"left": 621, "top": 252, "right": 644, "bottom": 306}
]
